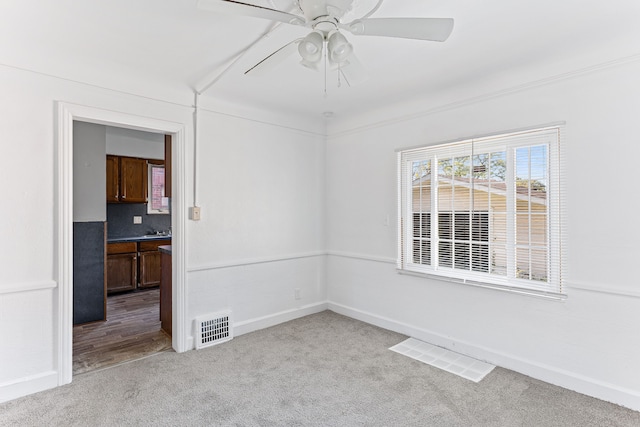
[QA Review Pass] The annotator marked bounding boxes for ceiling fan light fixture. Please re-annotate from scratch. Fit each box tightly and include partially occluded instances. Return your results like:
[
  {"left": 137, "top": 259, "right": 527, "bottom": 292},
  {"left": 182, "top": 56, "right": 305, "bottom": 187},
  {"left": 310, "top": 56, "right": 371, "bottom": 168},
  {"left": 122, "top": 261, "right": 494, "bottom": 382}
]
[
  {"left": 298, "top": 30, "right": 324, "bottom": 63},
  {"left": 203, "top": 0, "right": 456, "bottom": 82},
  {"left": 327, "top": 30, "right": 353, "bottom": 64},
  {"left": 347, "top": 20, "right": 365, "bottom": 35},
  {"left": 300, "top": 58, "right": 321, "bottom": 71}
]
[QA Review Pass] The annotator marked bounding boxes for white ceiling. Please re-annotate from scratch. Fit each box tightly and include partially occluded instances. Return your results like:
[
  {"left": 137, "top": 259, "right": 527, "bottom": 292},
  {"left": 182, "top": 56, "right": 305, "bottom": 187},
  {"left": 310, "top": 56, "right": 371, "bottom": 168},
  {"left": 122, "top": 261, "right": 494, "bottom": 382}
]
[{"left": 2, "top": 0, "right": 640, "bottom": 126}]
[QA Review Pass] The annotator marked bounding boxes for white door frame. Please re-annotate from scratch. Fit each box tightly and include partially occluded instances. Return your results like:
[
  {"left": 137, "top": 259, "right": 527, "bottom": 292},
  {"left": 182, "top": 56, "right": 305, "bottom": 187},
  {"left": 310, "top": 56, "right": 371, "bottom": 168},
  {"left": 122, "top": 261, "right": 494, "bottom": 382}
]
[{"left": 56, "top": 102, "right": 188, "bottom": 385}]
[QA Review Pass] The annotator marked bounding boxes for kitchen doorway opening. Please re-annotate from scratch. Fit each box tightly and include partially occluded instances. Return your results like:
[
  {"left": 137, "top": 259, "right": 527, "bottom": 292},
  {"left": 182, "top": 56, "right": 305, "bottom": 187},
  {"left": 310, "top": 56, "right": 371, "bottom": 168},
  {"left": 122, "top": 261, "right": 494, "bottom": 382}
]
[
  {"left": 57, "top": 102, "right": 187, "bottom": 386},
  {"left": 72, "top": 125, "right": 173, "bottom": 374}
]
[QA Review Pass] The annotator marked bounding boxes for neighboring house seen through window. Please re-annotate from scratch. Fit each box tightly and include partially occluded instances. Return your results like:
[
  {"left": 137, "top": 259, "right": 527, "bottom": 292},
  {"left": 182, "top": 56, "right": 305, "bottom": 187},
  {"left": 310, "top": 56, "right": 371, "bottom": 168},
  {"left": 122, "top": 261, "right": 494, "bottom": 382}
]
[
  {"left": 148, "top": 163, "right": 169, "bottom": 214},
  {"left": 398, "top": 126, "right": 565, "bottom": 297}
]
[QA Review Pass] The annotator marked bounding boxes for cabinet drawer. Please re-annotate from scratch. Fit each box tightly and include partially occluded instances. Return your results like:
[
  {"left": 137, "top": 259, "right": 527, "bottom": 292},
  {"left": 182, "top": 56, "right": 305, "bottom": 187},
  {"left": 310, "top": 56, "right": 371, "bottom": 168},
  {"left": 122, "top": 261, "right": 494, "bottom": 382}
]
[
  {"left": 107, "top": 242, "right": 137, "bottom": 255},
  {"left": 139, "top": 239, "right": 171, "bottom": 252}
]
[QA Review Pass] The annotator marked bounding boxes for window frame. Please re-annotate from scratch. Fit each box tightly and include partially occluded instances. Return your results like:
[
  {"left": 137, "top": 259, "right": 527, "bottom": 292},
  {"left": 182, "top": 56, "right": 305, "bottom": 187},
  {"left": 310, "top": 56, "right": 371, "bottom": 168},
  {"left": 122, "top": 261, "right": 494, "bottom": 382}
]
[
  {"left": 397, "top": 125, "right": 565, "bottom": 299},
  {"left": 147, "top": 162, "right": 169, "bottom": 215}
]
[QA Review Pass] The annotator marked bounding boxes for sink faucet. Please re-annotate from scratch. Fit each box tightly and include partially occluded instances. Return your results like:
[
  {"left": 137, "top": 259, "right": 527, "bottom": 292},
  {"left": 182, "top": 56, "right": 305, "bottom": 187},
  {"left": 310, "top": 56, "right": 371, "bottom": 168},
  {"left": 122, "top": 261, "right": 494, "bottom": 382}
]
[{"left": 148, "top": 229, "right": 171, "bottom": 236}]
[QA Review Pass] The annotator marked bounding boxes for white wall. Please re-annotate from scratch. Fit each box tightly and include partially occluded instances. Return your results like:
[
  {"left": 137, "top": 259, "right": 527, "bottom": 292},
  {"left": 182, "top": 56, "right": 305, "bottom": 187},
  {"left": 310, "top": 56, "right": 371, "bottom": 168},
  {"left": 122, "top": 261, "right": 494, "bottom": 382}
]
[
  {"left": 106, "top": 126, "right": 164, "bottom": 159},
  {"left": 325, "top": 59, "right": 640, "bottom": 410},
  {"left": 0, "top": 63, "right": 326, "bottom": 403},
  {"left": 186, "top": 109, "right": 327, "bottom": 342},
  {"left": 73, "top": 121, "right": 106, "bottom": 222}
]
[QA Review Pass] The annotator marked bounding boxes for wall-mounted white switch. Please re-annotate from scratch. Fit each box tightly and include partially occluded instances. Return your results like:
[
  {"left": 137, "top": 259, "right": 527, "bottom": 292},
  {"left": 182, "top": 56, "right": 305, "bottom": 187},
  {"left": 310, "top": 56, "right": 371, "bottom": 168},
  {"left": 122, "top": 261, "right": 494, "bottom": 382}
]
[
  {"left": 294, "top": 288, "right": 301, "bottom": 300},
  {"left": 133, "top": 216, "right": 142, "bottom": 224},
  {"left": 189, "top": 206, "right": 201, "bottom": 221}
]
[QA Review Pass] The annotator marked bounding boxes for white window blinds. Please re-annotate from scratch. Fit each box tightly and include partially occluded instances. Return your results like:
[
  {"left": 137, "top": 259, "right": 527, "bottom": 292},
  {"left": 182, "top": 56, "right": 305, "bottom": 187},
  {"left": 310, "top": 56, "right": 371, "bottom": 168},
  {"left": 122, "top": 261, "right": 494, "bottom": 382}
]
[{"left": 397, "top": 126, "right": 565, "bottom": 297}]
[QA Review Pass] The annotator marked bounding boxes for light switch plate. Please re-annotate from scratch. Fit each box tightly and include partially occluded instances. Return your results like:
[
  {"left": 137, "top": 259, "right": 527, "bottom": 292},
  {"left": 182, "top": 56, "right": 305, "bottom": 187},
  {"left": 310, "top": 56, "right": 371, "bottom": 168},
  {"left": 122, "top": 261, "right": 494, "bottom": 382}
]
[
  {"left": 189, "top": 206, "right": 201, "bottom": 221},
  {"left": 133, "top": 216, "right": 142, "bottom": 224}
]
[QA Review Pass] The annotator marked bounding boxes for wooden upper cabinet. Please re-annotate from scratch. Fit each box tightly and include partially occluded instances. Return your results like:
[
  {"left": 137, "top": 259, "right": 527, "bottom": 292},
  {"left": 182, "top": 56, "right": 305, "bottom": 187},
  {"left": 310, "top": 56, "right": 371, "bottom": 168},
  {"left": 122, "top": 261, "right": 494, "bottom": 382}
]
[
  {"left": 106, "top": 155, "right": 120, "bottom": 203},
  {"left": 119, "top": 156, "right": 148, "bottom": 203}
]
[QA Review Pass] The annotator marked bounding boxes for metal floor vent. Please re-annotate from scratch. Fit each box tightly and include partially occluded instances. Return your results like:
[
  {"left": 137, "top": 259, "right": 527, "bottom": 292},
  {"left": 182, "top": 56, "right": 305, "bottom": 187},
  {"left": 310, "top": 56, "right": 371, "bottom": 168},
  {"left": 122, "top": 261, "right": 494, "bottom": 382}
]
[{"left": 195, "top": 311, "right": 233, "bottom": 350}]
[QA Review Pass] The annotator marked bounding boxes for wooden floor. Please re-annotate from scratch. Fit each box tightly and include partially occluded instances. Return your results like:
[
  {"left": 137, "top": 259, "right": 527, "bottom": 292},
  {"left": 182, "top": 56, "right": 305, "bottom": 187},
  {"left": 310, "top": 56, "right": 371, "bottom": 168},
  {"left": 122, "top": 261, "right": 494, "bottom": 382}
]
[{"left": 73, "top": 288, "right": 172, "bottom": 375}]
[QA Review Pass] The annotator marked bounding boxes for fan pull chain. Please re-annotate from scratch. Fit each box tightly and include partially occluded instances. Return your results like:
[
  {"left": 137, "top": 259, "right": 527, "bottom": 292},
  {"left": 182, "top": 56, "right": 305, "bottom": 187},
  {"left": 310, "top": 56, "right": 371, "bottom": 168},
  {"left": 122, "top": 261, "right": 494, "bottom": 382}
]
[{"left": 337, "top": 64, "right": 342, "bottom": 88}]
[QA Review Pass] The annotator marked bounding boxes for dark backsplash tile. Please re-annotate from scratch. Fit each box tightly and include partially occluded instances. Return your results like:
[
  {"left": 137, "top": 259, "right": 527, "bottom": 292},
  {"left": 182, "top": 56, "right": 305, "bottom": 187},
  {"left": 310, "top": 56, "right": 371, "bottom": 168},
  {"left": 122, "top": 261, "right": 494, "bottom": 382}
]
[{"left": 107, "top": 203, "right": 171, "bottom": 238}]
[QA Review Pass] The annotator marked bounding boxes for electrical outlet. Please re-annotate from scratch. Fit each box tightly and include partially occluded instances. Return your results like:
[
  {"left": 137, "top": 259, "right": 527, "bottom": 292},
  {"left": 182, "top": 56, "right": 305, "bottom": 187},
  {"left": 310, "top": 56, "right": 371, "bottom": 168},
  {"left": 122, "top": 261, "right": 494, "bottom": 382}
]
[
  {"left": 189, "top": 206, "right": 201, "bottom": 221},
  {"left": 133, "top": 216, "right": 142, "bottom": 224},
  {"left": 294, "top": 288, "right": 301, "bottom": 300}
]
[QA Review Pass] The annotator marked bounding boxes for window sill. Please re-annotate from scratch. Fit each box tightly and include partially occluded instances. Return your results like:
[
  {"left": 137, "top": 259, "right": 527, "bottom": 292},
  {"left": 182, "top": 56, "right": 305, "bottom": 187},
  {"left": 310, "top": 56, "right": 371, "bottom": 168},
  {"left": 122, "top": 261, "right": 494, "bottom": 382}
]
[{"left": 396, "top": 268, "right": 567, "bottom": 301}]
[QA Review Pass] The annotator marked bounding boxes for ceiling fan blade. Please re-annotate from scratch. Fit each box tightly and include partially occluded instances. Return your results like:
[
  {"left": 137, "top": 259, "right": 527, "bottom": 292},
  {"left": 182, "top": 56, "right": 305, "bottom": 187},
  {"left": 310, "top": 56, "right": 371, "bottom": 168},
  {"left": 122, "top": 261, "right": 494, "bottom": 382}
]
[
  {"left": 340, "top": 53, "right": 367, "bottom": 86},
  {"left": 344, "top": 18, "right": 454, "bottom": 42},
  {"left": 197, "top": 0, "right": 305, "bottom": 26},
  {"left": 245, "top": 39, "right": 301, "bottom": 76}
]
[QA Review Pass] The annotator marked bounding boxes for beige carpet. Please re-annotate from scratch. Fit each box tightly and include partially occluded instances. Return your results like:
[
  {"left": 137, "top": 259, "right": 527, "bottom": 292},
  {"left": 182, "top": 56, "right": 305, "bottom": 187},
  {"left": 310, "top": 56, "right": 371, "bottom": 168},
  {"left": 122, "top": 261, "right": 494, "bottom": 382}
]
[{"left": 1, "top": 311, "right": 638, "bottom": 426}]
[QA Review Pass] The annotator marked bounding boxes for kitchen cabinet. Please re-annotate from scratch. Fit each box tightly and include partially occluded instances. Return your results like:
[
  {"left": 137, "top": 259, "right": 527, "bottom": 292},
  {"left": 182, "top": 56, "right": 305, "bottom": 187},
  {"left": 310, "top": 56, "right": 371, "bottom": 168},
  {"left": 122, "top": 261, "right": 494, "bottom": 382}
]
[
  {"left": 138, "top": 239, "right": 171, "bottom": 289},
  {"left": 106, "top": 239, "right": 170, "bottom": 294},
  {"left": 159, "top": 245, "right": 172, "bottom": 336},
  {"left": 106, "top": 242, "right": 137, "bottom": 293},
  {"left": 119, "top": 156, "right": 148, "bottom": 203},
  {"left": 106, "top": 155, "right": 120, "bottom": 203},
  {"left": 106, "top": 155, "right": 148, "bottom": 203}
]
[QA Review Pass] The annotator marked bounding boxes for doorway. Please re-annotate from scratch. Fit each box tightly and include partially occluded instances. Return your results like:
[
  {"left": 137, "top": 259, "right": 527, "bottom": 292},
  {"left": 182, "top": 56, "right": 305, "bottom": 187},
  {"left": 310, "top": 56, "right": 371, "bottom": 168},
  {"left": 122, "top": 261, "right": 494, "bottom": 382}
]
[
  {"left": 57, "top": 102, "right": 187, "bottom": 386},
  {"left": 72, "top": 124, "right": 173, "bottom": 373}
]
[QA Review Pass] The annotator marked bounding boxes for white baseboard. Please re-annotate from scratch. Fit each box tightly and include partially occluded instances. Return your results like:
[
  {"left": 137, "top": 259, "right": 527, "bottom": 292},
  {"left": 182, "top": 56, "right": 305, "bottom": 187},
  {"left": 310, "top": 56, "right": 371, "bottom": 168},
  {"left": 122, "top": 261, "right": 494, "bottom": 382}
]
[
  {"left": 0, "top": 371, "right": 58, "bottom": 404},
  {"left": 185, "top": 336, "right": 194, "bottom": 352},
  {"left": 185, "top": 302, "right": 330, "bottom": 350},
  {"left": 328, "top": 301, "right": 640, "bottom": 412},
  {"left": 233, "top": 302, "right": 328, "bottom": 338}
]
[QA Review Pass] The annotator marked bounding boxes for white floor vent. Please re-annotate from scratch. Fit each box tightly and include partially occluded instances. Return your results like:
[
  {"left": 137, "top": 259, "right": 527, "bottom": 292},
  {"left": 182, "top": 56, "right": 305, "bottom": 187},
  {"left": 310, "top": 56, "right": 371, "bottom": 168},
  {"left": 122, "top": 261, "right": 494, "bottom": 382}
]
[
  {"left": 390, "top": 338, "right": 495, "bottom": 383},
  {"left": 195, "top": 311, "right": 233, "bottom": 350}
]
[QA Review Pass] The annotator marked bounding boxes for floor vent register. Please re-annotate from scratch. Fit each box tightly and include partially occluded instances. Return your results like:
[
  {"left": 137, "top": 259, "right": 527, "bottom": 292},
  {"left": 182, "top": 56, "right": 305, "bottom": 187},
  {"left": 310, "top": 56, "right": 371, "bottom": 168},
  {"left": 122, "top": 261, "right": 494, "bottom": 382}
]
[
  {"left": 390, "top": 337, "right": 495, "bottom": 382},
  {"left": 195, "top": 311, "right": 233, "bottom": 349}
]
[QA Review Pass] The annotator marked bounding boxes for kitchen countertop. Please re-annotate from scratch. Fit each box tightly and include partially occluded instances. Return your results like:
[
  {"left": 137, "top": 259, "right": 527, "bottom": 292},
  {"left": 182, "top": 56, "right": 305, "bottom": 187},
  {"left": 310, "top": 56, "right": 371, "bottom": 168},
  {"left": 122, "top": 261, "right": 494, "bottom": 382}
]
[{"left": 107, "top": 235, "right": 172, "bottom": 243}]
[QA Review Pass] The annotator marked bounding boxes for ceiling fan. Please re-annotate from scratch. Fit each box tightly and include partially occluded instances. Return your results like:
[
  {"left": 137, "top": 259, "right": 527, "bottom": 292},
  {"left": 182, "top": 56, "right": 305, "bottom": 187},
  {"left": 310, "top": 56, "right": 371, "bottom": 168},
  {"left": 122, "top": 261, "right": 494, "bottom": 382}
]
[{"left": 197, "top": 0, "right": 454, "bottom": 83}]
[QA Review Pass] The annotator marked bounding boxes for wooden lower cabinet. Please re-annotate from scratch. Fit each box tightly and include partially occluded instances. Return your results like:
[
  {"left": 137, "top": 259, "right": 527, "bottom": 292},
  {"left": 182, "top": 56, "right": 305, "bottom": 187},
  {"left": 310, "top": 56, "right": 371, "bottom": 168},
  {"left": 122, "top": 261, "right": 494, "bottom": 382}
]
[
  {"left": 139, "top": 251, "right": 162, "bottom": 288},
  {"left": 160, "top": 247, "right": 172, "bottom": 336},
  {"left": 107, "top": 239, "right": 169, "bottom": 293},
  {"left": 138, "top": 240, "right": 170, "bottom": 289},
  {"left": 106, "top": 252, "right": 137, "bottom": 293}
]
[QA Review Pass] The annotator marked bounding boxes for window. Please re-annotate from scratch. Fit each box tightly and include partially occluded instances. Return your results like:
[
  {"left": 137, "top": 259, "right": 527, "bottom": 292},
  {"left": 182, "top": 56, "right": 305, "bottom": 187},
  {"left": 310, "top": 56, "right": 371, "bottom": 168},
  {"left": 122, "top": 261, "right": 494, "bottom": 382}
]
[
  {"left": 148, "top": 163, "right": 169, "bottom": 214},
  {"left": 398, "top": 126, "right": 565, "bottom": 297}
]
